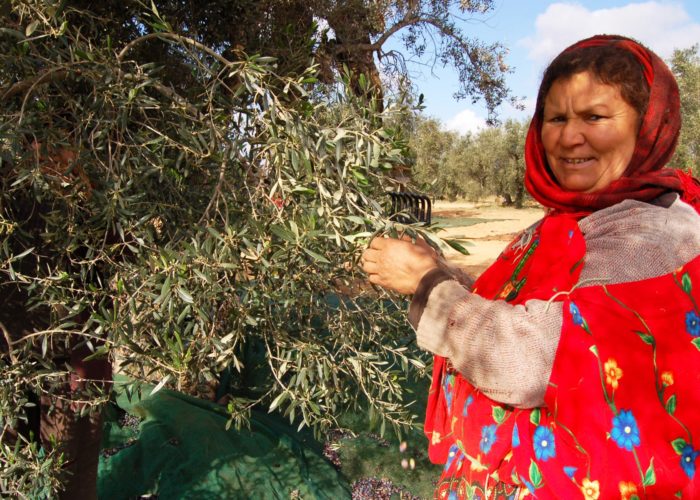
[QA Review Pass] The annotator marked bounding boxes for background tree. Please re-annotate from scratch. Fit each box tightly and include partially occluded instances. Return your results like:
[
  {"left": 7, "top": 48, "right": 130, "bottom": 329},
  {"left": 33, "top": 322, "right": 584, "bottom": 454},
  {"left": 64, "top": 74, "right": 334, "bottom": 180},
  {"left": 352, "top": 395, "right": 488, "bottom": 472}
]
[
  {"left": 411, "top": 117, "right": 462, "bottom": 199},
  {"left": 487, "top": 119, "right": 528, "bottom": 207},
  {"left": 671, "top": 45, "right": 700, "bottom": 176},
  {"left": 443, "top": 134, "right": 476, "bottom": 200}
]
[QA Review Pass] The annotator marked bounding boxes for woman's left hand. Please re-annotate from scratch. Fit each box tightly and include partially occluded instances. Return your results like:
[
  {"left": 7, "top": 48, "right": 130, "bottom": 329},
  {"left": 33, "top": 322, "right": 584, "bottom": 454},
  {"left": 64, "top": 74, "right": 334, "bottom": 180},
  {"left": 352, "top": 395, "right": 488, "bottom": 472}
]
[{"left": 361, "top": 235, "right": 439, "bottom": 295}]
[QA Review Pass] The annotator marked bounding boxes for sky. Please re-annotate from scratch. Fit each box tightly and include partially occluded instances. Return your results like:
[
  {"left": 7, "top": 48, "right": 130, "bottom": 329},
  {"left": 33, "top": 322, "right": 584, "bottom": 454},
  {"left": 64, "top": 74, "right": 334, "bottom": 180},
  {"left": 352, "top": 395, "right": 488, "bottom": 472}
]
[{"left": 408, "top": 1, "right": 700, "bottom": 135}]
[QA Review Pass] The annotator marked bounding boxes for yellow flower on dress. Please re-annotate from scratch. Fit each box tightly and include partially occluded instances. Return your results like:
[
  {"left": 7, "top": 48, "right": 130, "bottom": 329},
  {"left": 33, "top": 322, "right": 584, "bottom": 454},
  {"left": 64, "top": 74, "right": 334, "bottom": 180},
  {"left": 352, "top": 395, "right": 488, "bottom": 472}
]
[
  {"left": 517, "top": 488, "right": 531, "bottom": 500},
  {"left": 619, "top": 480, "right": 638, "bottom": 500},
  {"left": 581, "top": 478, "right": 600, "bottom": 499},
  {"left": 604, "top": 359, "right": 623, "bottom": 390},
  {"left": 661, "top": 371, "right": 674, "bottom": 387},
  {"left": 498, "top": 282, "right": 515, "bottom": 299},
  {"left": 469, "top": 454, "right": 487, "bottom": 472},
  {"left": 431, "top": 431, "right": 441, "bottom": 445}
]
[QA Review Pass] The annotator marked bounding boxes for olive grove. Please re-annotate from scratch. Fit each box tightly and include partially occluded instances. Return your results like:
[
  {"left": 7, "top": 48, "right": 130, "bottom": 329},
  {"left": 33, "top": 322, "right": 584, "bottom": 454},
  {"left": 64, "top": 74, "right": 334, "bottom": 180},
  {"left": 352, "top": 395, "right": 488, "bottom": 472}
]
[{"left": 412, "top": 117, "right": 529, "bottom": 206}]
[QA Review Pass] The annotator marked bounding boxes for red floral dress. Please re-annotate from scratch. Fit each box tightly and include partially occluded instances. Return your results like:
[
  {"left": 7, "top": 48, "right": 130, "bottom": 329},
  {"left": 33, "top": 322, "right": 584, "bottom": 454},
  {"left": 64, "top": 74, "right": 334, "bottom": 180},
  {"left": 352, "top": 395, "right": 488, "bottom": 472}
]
[{"left": 425, "top": 211, "right": 700, "bottom": 499}]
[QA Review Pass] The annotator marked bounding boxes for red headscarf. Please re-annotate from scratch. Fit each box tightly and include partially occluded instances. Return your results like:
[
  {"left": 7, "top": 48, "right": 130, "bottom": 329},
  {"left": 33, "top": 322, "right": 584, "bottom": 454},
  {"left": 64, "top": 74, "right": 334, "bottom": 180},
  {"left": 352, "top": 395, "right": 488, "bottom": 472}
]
[{"left": 524, "top": 34, "right": 700, "bottom": 213}]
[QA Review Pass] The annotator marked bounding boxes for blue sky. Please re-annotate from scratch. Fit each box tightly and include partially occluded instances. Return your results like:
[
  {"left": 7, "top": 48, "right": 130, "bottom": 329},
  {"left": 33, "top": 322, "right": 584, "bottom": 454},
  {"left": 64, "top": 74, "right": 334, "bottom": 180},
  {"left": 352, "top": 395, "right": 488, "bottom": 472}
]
[{"left": 407, "top": 1, "right": 700, "bottom": 134}]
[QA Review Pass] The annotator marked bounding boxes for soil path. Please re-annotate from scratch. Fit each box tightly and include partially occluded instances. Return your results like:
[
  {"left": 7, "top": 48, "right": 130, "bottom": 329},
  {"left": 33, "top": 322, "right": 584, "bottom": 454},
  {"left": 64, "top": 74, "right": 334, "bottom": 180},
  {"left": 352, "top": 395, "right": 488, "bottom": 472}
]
[{"left": 432, "top": 200, "right": 545, "bottom": 278}]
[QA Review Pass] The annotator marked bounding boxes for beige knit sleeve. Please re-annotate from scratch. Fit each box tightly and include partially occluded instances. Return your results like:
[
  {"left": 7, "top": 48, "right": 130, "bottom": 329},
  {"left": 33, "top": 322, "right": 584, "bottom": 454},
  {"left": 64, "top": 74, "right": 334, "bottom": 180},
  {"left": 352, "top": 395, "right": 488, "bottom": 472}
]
[{"left": 415, "top": 281, "right": 562, "bottom": 408}]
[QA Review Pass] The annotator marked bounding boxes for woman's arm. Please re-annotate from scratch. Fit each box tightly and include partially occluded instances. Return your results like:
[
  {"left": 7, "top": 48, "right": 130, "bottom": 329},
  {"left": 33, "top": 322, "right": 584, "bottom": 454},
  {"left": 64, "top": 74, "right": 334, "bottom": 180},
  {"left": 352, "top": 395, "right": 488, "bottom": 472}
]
[{"left": 410, "top": 271, "right": 563, "bottom": 408}]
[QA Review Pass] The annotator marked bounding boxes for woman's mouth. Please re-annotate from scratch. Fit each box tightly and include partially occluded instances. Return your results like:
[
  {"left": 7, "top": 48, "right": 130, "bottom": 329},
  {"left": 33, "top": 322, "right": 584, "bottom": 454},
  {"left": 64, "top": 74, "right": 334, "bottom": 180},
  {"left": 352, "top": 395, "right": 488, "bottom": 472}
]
[{"left": 562, "top": 157, "right": 594, "bottom": 165}]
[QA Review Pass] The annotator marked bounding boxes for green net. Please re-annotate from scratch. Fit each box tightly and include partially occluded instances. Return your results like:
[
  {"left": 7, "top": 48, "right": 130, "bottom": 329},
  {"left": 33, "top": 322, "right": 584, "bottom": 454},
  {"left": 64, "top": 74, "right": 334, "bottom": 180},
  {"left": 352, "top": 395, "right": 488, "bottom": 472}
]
[{"left": 98, "top": 377, "right": 351, "bottom": 499}]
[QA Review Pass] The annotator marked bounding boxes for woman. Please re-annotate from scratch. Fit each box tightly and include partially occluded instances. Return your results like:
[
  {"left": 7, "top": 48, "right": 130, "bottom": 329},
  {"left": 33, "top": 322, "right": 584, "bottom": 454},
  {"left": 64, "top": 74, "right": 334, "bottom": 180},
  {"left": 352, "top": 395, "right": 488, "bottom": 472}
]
[{"left": 362, "top": 35, "right": 700, "bottom": 498}]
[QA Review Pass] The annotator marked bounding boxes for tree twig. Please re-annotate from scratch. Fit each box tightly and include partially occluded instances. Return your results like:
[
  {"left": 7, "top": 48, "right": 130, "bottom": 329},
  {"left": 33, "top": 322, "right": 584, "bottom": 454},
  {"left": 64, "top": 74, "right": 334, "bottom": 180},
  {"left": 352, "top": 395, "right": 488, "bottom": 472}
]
[
  {"left": 198, "top": 146, "right": 231, "bottom": 225},
  {"left": 2, "top": 67, "right": 69, "bottom": 101},
  {"left": 117, "top": 32, "right": 233, "bottom": 67},
  {"left": 0, "top": 321, "right": 18, "bottom": 364}
]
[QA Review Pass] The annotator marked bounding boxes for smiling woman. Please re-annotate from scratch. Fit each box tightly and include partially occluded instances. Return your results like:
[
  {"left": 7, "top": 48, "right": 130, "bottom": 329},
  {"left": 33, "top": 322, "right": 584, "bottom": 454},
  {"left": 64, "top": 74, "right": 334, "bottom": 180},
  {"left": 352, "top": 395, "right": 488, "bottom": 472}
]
[
  {"left": 537, "top": 41, "right": 650, "bottom": 194},
  {"left": 362, "top": 35, "right": 700, "bottom": 498},
  {"left": 541, "top": 72, "right": 639, "bottom": 192}
]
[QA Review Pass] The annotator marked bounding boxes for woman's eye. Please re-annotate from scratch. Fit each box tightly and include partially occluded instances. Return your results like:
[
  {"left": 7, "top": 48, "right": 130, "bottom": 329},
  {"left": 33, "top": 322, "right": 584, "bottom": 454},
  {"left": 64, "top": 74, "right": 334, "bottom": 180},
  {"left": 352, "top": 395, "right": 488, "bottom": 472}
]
[
  {"left": 588, "top": 114, "right": 603, "bottom": 121},
  {"left": 548, "top": 116, "right": 565, "bottom": 123}
]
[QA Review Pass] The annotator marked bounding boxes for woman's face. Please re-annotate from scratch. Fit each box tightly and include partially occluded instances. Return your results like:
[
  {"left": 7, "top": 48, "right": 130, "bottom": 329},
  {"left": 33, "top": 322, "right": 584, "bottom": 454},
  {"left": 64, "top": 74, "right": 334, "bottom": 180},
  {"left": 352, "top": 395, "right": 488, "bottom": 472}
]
[{"left": 541, "top": 71, "right": 639, "bottom": 193}]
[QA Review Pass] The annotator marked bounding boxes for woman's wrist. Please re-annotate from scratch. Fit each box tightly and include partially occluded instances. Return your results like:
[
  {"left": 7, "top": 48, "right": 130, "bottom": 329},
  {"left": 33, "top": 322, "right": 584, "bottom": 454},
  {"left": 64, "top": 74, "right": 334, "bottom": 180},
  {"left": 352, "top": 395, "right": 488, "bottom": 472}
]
[{"left": 408, "top": 267, "right": 456, "bottom": 327}]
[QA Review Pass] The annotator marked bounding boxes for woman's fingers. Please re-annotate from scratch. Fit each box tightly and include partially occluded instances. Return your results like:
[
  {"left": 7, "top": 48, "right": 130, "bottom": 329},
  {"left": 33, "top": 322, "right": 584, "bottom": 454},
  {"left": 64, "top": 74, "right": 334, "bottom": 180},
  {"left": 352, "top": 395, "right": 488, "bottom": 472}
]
[
  {"left": 362, "top": 247, "right": 378, "bottom": 263},
  {"left": 368, "top": 236, "right": 385, "bottom": 250},
  {"left": 362, "top": 260, "right": 378, "bottom": 274},
  {"left": 359, "top": 235, "right": 439, "bottom": 294}
]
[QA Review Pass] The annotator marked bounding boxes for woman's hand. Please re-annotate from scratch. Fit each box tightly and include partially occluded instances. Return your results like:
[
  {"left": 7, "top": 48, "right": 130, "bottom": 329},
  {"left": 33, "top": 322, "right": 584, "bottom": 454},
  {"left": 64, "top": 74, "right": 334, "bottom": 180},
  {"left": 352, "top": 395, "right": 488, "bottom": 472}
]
[{"left": 361, "top": 235, "right": 439, "bottom": 295}]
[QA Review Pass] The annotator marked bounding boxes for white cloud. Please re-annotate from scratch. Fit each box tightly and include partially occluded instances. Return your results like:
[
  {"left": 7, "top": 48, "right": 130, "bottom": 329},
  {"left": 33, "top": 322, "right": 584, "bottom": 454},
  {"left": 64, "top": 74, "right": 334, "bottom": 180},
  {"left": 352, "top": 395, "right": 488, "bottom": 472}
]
[
  {"left": 444, "top": 108, "right": 487, "bottom": 135},
  {"left": 521, "top": 2, "right": 700, "bottom": 68}
]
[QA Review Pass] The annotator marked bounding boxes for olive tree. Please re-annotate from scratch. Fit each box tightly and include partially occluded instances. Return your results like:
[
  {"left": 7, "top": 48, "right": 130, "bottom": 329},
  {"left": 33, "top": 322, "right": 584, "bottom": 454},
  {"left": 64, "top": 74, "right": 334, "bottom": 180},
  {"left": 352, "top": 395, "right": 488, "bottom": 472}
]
[
  {"left": 0, "top": 1, "right": 434, "bottom": 495},
  {"left": 487, "top": 119, "right": 528, "bottom": 207},
  {"left": 410, "top": 117, "right": 463, "bottom": 199}
]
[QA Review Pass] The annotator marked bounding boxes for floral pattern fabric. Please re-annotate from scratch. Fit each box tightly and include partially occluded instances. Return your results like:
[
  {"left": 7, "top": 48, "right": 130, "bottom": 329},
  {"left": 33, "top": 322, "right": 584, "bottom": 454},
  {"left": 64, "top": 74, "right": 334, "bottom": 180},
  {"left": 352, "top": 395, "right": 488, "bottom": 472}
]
[{"left": 425, "top": 212, "right": 700, "bottom": 499}]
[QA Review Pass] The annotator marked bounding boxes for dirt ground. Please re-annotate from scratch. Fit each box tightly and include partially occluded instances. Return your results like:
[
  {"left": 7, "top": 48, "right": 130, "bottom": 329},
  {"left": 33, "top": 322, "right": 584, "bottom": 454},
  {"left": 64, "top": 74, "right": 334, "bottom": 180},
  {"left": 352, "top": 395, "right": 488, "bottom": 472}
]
[{"left": 432, "top": 199, "right": 545, "bottom": 277}]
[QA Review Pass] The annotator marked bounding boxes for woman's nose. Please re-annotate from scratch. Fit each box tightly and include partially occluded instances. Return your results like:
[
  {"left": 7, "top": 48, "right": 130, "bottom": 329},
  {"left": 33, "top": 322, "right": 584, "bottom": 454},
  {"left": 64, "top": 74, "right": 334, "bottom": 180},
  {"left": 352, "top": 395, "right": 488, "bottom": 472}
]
[{"left": 559, "top": 119, "right": 585, "bottom": 147}]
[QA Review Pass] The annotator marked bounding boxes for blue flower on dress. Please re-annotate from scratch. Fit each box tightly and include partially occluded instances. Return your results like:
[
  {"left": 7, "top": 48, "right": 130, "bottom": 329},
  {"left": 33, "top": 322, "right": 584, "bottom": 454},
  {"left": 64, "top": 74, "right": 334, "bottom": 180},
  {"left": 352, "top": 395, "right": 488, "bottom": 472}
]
[
  {"left": 681, "top": 444, "right": 699, "bottom": 479},
  {"left": 569, "top": 302, "right": 584, "bottom": 326},
  {"left": 462, "top": 394, "right": 474, "bottom": 417},
  {"left": 563, "top": 466, "right": 577, "bottom": 479},
  {"left": 611, "top": 410, "right": 641, "bottom": 451},
  {"left": 533, "top": 425, "right": 556, "bottom": 461},
  {"left": 686, "top": 311, "right": 700, "bottom": 337},
  {"left": 480, "top": 424, "right": 497, "bottom": 454},
  {"left": 512, "top": 422, "right": 520, "bottom": 448},
  {"left": 444, "top": 444, "right": 460, "bottom": 471},
  {"left": 443, "top": 374, "right": 455, "bottom": 410},
  {"left": 448, "top": 490, "right": 458, "bottom": 500}
]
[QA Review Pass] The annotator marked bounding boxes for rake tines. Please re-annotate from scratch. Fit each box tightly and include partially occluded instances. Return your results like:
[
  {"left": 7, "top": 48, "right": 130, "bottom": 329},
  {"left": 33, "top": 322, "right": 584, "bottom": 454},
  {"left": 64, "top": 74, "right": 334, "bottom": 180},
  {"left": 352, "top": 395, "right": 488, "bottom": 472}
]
[{"left": 388, "top": 192, "right": 432, "bottom": 225}]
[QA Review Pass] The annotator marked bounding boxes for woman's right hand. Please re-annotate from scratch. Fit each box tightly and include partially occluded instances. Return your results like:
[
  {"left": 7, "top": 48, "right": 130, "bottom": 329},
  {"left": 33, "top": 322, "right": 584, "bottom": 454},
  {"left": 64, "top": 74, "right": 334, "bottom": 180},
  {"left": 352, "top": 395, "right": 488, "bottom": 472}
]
[{"left": 361, "top": 235, "right": 439, "bottom": 295}]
